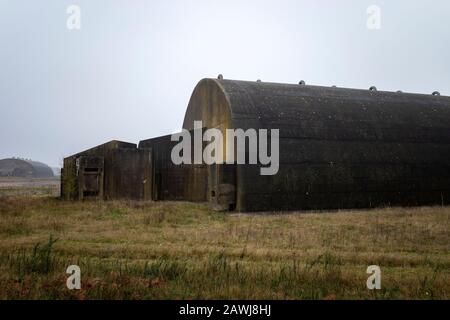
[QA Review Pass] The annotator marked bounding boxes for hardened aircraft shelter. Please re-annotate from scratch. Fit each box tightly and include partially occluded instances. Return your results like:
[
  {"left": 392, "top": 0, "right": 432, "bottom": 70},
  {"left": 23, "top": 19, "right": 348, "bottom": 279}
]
[{"left": 62, "top": 78, "right": 450, "bottom": 212}]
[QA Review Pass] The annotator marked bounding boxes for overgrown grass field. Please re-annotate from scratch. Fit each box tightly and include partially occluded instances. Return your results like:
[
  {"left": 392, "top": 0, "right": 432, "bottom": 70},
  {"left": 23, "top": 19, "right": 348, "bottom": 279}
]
[{"left": 0, "top": 192, "right": 449, "bottom": 299}]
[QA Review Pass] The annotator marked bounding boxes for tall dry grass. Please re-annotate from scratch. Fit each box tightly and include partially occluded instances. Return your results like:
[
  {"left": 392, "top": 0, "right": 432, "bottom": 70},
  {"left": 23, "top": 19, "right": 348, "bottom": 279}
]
[{"left": 0, "top": 196, "right": 449, "bottom": 299}]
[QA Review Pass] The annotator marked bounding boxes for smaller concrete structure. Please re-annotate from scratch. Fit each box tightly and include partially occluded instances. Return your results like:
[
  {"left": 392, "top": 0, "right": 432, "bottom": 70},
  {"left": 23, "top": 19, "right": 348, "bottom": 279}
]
[{"left": 61, "top": 140, "right": 151, "bottom": 200}]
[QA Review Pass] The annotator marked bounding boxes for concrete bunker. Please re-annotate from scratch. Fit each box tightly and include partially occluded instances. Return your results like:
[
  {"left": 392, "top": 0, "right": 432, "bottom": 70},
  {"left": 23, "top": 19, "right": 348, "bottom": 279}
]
[
  {"left": 62, "top": 78, "right": 450, "bottom": 212},
  {"left": 61, "top": 140, "right": 151, "bottom": 200}
]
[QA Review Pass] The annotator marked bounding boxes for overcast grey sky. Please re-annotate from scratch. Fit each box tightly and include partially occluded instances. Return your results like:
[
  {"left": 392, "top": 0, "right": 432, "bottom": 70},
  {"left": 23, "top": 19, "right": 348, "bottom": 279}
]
[{"left": 0, "top": 0, "right": 449, "bottom": 167}]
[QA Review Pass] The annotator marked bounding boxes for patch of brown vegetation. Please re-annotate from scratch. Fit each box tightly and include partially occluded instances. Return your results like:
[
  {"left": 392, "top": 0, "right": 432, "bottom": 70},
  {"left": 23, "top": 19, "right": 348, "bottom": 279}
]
[{"left": 0, "top": 196, "right": 449, "bottom": 299}]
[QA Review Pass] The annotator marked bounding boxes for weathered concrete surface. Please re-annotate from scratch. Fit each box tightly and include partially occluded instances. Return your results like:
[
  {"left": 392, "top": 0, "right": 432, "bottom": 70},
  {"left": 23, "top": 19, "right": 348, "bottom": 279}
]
[
  {"left": 62, "top": 78, "right": 450, "bottom": 212},
  {"left": 183, "top": 79, "right": 450, "bottom": 212},
  {"left": 61, "top": 140, "right": 150, "bottom": 200}
]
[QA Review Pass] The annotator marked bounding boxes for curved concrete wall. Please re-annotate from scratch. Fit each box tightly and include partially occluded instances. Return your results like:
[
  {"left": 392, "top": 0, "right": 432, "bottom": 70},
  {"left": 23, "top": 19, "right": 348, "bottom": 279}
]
[{"left": 183, "top": 78, "right": 450, "bottom": 211}]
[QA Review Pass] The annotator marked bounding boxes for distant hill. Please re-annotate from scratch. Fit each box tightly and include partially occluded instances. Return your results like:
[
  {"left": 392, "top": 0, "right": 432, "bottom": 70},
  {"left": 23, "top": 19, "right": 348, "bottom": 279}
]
[{"left": 0, "top": 158, "right": 54, "bottom": 178}]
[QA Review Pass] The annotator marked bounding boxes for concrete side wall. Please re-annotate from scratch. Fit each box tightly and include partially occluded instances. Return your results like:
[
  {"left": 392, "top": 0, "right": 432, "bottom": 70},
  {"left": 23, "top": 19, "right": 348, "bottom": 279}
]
[
  {"left": 61, "top": 157, "right": 77, "bottom": 200},
  {"left": 139, "top": 134, "right": 207, "bottom": 202}
]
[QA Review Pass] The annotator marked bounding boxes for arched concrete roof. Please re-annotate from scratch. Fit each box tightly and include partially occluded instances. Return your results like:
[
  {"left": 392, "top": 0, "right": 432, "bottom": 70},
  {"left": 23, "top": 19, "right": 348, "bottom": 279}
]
[{"left": 183, "top": 78, "right": 450, "bottom": 143}]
